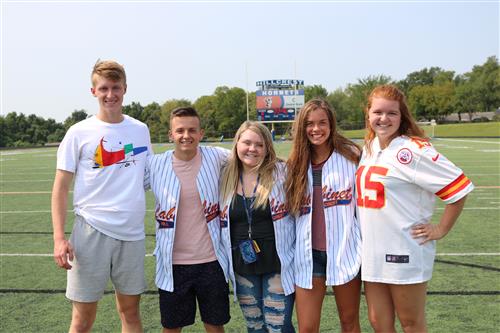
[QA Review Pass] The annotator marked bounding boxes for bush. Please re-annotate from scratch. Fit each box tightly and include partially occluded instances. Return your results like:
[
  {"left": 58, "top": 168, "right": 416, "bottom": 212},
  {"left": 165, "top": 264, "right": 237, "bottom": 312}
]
[{"left": 471, "top": 117, "right": 490, "bottom": 123}]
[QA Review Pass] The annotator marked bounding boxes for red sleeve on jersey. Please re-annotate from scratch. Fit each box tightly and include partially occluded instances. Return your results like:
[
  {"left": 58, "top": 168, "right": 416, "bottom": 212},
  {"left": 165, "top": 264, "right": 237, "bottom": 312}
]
[{"left": 435, "top": 173, "right": 472, "bottom": 201}]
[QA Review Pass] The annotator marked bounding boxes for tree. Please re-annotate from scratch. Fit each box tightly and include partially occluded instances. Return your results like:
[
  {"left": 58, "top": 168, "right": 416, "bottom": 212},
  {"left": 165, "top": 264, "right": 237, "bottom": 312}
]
[
  {"left": 342, "top": 75, "right": 392, "bottom": 127},
  {"left": 3, "top": 112, "right": 29, "bottom": 146},
  {"left": 304, "top": 85, "right": 328, "bottom": 102},
  {"left": 142, "top": 102, "right": 163, "bottom": 143},
  {"left": 453, "top": 57, "right": 499, "bottom": 121},
  {"left": 159, "top": 99, "right": 192, "bottom": 137},
  {"left": 63, "top": 110, "right": 88, "bottom": 130},
  {"left": 211, "top": 86, "right": 247, "bottom": 137},
  {"left": 194, "top": 95, "right": 218, "bottom": 138},
  {"left": 122, "top": 102, "right": 144, "bottom": 122},
  {"left": 398, "top": 67, "right": 454, "bottom": 95},
  {"left": 0, "top": 112, "right": 65, "bottom": 146},
  {"left": 408, "top": 81, "right": 456, "bottom": 121},
  {"left": 326, "top": 88, "right": 351, "bottom": 129}
]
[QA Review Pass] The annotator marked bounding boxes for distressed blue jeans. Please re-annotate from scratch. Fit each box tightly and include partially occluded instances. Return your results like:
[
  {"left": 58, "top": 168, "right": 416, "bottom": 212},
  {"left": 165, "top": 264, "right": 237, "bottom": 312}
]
[{"left": 235, "top": 273, "right": 295, "bottom": 333}]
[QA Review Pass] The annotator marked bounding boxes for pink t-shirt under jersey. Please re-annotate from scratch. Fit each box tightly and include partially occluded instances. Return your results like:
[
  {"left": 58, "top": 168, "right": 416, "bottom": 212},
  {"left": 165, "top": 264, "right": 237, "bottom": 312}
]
[{"left": 172, "top": 150, "right": 217, "bottom": 264}]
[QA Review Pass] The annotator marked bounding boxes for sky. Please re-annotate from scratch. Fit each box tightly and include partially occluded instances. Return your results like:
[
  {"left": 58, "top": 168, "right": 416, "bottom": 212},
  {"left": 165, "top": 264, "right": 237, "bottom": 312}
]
[{"left": 1, "top": 1, "right": 499, "bottom": 122}]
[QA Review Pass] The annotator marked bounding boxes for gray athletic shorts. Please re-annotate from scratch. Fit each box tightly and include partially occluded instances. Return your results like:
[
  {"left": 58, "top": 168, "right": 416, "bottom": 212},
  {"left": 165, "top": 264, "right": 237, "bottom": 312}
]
[{"left": 66, "top": 216, "right": 147, "bottom": 302}]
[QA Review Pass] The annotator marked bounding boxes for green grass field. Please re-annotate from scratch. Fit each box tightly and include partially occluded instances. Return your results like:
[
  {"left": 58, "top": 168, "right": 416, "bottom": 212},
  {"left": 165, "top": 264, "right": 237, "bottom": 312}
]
[
  {"left": 1, "top": 138, "right": 499, "bottom": 332},
  {"left": 343, "top": 122, "right": 500, "bottom": 139}
]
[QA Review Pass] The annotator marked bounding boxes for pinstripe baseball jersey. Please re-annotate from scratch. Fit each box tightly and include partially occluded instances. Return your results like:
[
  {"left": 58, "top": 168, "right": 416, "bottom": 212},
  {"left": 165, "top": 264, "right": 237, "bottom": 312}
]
[
  {"left": 220, "top": 162, "right": 296, "bottom": 296},
  {"left": 357, "top": 136, "right": 474, "bottom": 284},
  {"left": 146, "top": 146, "right": 229, "bottom": 291},
  {"left": 294, "top": 152, "right": 361, "bottom": 289}
]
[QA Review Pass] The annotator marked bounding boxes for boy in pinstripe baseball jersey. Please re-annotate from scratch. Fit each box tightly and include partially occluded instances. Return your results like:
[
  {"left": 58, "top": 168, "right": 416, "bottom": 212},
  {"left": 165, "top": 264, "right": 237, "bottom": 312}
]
[{"left": 146, "top": 107, "right": 230, "bottom": 332}]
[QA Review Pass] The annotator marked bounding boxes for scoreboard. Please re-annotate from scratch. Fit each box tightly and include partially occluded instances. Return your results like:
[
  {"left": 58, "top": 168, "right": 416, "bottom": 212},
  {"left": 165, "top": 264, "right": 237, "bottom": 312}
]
[{"left": 256, "top": 80, "right": 304, "bottom": 122}]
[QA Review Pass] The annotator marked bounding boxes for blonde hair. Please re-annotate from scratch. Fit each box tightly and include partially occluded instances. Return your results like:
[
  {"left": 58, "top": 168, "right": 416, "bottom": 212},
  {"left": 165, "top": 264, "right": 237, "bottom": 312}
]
[
  {"left": 285, "top": 98, "right": 360, "bottom": 216},
  {"left": 220, "top": 121, "right": 281, "bottom": 209},
  {"left": 91, "top": 59, "right": 126, "bottom": 87},
  {"left": 364, "top": 85, "right": 426, "bottom": 155}
]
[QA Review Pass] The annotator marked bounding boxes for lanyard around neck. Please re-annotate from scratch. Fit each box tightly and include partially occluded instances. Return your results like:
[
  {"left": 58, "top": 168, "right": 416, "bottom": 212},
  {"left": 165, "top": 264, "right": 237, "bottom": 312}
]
[{"left": 239, "top": 173, "right": 260, "bottom": 239}]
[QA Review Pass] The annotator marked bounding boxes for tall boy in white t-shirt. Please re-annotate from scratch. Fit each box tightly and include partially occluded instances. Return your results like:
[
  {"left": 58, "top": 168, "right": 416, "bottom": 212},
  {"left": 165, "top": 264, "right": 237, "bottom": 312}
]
[{"left": 51, "top": 60, "right": 152, "bottom": 333}]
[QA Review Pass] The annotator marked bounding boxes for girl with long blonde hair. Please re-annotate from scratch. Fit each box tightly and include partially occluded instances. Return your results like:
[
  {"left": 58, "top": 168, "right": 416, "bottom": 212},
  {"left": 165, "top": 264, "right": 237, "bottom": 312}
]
[{"left": 220, "top": 121, "right": 296, "bottom": 333}]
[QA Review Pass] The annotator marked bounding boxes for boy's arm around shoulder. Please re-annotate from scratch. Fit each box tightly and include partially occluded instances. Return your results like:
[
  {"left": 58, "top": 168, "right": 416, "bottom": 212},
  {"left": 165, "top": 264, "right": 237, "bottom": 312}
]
[{"left": 51, "top": 170, "right": 74, "bottom": 270}]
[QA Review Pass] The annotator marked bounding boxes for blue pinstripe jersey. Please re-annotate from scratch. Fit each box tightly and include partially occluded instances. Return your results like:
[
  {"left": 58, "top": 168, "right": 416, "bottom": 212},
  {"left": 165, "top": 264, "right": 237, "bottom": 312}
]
[
  {"left": 146, "top": 146, "right": 229, "bottom": 291},
  {"left": 294, "top": 151, "right": 361, "bottom": 289},
  {"left": 220, "top": 162, "right": 296, "bottom": 297}
]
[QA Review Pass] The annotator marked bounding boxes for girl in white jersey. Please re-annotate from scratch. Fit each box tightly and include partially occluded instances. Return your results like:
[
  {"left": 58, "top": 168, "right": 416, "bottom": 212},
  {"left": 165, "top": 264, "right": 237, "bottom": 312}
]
[
  {"left": 286, "top": 99, "right": 362, "bottom": 333},
  {"left": 220, "top": 121, "right": 296, "bottom": 333},
  {"left": 358, "top": 85, "right": 473, "bottom": 333}
]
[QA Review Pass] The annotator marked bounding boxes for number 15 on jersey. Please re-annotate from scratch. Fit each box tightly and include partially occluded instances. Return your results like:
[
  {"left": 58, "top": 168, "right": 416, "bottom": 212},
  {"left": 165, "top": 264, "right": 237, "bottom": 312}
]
[{"left": 356, "top": 166, "right": 389, "bottom": 209}]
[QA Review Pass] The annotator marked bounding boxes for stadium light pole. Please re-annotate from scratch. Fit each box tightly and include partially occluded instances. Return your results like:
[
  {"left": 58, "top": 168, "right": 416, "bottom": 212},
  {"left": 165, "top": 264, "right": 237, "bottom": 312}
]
[{"left": 246, "top": 62, "right": 249, "bottom": 121}]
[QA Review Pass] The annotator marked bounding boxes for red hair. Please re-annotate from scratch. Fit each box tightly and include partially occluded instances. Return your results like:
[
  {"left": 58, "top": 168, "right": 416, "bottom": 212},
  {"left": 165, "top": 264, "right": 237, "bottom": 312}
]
[{"left": 364, "top": 85, "right": 426, "bottom": 155}]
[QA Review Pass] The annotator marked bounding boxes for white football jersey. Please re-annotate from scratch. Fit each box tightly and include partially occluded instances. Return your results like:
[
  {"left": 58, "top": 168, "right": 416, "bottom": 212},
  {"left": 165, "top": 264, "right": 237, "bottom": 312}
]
[{"left": 357, "top": 136, "right": 473, "bottom": 284}]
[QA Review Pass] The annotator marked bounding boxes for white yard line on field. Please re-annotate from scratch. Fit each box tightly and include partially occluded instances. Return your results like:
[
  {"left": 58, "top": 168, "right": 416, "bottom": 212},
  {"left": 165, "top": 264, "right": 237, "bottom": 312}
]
[
  {"left": 2, "top": 253, "right": 497, "bottom": 257},
  {"left": 0, "top": 191, "right": 58, "bottom": 195},
  {"left": 0, "top": 167, "right": 53, "bottom": 170},
  {"left": 1, "top": 207, "right": 500, "bottom": 214},
  {"left": 0, "top": 253, "right": 152, "bottom": 257},
  {"left": 436, "top": 253, "right": 500, "bottom": 256},
  {"left": 0, "top": 180, "right": 53, "bottom": 183},
  {"left": 0, "top": 150, "right": 56, "bottom": 156},
  {"left": 0, "top": 190, "right": 75, "bottom": 195},
  {"left": 0, "top": 172, "right": 55, "bottom": 176},
  {"left": 0, "top": 210, "right": 69, "bottom": 213},
  {"left": 429, "top": 207, "right": 500, "bottom": 210},
  {"left": 435, "top": 138, "right": 500, "bottom": 145}
]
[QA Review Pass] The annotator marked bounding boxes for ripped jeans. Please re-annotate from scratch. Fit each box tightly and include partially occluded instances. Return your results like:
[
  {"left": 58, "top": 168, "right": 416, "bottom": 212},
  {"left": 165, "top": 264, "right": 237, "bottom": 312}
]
[{"left": 235, "top": 273, "right": 295, "bottom": 333}]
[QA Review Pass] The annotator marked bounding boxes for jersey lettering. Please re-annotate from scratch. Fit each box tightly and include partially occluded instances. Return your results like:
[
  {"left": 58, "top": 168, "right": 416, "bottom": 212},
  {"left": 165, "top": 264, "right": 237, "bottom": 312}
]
[
  {"left": 410, "top": 137, "right": 432, "bottom": 149},
  {"left": 356, "top": 166, "right": 389, "bottom": 209}
]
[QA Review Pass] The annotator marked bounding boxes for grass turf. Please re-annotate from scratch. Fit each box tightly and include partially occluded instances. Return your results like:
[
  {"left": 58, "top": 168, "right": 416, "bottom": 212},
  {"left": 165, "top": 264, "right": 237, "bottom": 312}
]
[
  {"left": 342, "top": 122, "right": 500, "bottom": 139},
  {"left": 1, "top": 138, "right": 499, "bottom": 332}
]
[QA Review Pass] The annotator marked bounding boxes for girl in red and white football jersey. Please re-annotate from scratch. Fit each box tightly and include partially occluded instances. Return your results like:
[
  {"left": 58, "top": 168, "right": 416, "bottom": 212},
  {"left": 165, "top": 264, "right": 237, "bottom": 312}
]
[{"left": 358, "top": 85, "right": 473, "bottom": 333}]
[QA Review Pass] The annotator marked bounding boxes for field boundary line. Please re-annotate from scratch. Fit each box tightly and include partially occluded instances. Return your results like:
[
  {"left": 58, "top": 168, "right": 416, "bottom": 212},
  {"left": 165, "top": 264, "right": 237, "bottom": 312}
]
[
  {"left": 435, "top": 138, "right": 500, "bottom": 145},
  {"left": 0, "top": 179, "right": 53, "bottom": 183},
  {"left": 3, "top": 252, "right": 498, "bottom": 257},
  {"left": 1, "top": 187, "right": 497, "bottom": 195},
  {"left": 436, "top": 253, "right": 500, "bottom": 256},
  {"left": 2, "top": 206, "right": 500, "bottom": 213},
  {"left": 0, "top": 289, "right": 498, "bottom": 296},
  {"left": 0, "top": 191, "right": 59, "bottom": 195},
  {"left": 0, "top": 253, "right": 154, "bottom": 257}
]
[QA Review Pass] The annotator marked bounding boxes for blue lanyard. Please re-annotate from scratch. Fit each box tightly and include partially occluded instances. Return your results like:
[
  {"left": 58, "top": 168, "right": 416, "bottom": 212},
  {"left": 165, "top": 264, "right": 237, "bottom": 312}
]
[{"left": 240, "top": 174, "right": 260, "bottom": 239}]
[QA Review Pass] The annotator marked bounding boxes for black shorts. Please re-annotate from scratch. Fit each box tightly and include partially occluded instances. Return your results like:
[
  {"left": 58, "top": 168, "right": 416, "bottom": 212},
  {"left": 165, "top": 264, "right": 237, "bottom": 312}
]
[{"left": 158, "top": 260, "right": 230, "bottom": 329}]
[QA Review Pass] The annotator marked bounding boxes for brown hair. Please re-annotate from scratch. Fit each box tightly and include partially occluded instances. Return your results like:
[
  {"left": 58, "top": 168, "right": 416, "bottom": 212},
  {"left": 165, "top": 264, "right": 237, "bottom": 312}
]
[
  {"left": 170, "top": 106, "right": 201, "bottom": 124},
  {"left": 220, "top": 121, "right": 282, "bottom": 209},
  {"left": 91, "top": 60, "right": 126, "bottom": 87},
  {"left": 285, "top": 98, "right": 360, "bottom": 216},
  {"left": 364, "top": 85, "right": 426, "bottom": 155}
]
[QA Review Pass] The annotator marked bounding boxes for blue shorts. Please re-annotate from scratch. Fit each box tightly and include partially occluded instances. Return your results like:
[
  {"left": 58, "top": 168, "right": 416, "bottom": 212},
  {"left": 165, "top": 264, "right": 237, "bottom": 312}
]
[{"left": 312, "top": 249, "right": 327, "bottom": 278}]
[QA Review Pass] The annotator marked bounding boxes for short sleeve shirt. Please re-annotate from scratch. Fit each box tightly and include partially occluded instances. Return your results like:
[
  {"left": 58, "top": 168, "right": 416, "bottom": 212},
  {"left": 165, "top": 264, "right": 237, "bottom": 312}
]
[{"left": 357, "top": 136, "right": 474, "bottom": 284}]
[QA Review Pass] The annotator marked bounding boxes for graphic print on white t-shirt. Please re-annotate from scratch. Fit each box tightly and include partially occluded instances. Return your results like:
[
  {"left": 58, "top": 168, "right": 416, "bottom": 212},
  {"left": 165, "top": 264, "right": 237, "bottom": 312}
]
[{"left": 93, "top": 136, "right": 149, "bottom": 169}]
